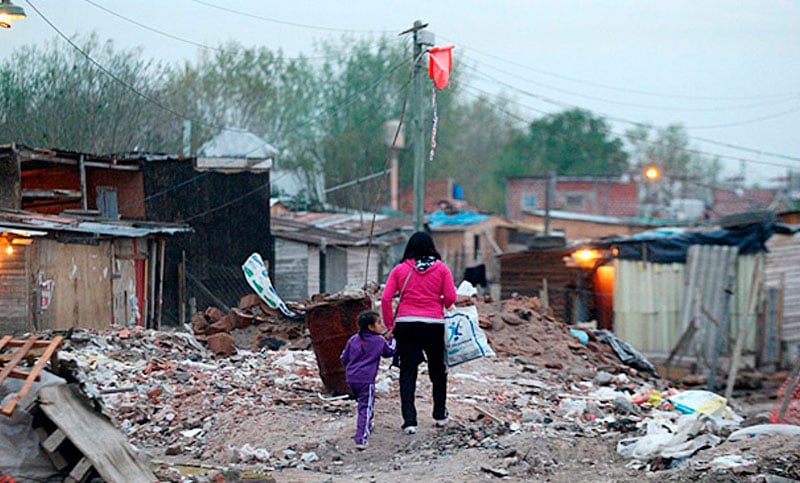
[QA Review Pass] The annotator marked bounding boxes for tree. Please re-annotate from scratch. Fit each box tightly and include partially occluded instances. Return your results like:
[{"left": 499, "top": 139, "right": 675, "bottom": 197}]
[
  {"left": 626, "top": 123, "right": 721, "bottom": 200},
  {"left": 429, "top": 92, "right": 518, "bottom": 212},
  {"left": 310, "top": 36, "right": 409, "bottom": 208},
  {"left": 0, "top": 34, "right": 173, "bottom": 153},
  {"left": 496, "top": 108, "right": 628, "bottom": 179},
  {"left": 163, "top": 42, "right": 320, "bottom": 158}
]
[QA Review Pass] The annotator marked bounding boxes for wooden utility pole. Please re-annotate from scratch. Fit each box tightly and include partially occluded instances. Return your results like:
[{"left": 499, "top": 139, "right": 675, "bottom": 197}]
[{"left": 404, "top": 20, "right": 433, "bottom": 232}]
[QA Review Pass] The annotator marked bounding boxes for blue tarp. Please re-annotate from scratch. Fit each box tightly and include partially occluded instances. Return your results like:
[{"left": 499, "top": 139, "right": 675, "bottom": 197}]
[
  {"left": 611, "top": 223, "right": 774, "bottom": 264},
  {"left": 427, "top": 210, "right": 489, "bottom": 228}
]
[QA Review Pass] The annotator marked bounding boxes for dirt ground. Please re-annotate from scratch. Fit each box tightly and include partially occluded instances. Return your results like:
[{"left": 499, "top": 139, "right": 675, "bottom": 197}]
[
  {"left": 146, "top": 356, "right": 644, "bottom": 483},
  {"left": 41, "top": 294, "right": 800, "bottom": 483}
]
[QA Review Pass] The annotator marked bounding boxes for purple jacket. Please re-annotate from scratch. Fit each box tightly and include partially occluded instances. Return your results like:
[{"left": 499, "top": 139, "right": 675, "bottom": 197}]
[{"left": 340, "top": 331, "right": 396, "bottom": 384}]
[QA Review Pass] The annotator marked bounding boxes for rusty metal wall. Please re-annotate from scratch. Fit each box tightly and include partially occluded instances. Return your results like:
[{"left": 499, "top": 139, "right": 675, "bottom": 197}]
[
  {"left": 765, "top": 233, "right": 800, "bottom": 367},
  {"left": 499, "top": 250, "right": 582, "bottom": 323}
]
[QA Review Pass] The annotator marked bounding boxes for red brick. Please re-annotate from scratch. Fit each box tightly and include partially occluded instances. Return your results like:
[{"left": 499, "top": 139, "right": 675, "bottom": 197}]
[
  {"left": 204, "top": 306, "right": 225, "bottom": 323},
  {"left": 207, "top": 315, "right": 234, "bottom": 334},
  {"left": 207, "top": 333, "right": 236, "bottom": 357},
  {"left": 238, "top": 294, "right": 262, "bottom": 310}
]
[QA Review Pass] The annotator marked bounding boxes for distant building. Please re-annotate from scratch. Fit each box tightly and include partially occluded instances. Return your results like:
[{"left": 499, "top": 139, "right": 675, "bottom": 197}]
[{"left": 506, "top": 176, "right": 639, "bottom": 220}]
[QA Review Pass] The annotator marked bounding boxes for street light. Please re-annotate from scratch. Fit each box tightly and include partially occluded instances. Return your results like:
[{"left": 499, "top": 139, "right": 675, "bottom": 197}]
[
  {"left": 0, "top": 0, "right": 26, "bottom": 28},
  {"left": 644, "top": 166, "right": 660, "bottom": 181}
]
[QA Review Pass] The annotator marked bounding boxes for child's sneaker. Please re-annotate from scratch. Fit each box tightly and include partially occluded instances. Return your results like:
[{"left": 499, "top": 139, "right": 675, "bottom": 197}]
[
  {"left": 403, "top": 426, "right": 417, "bottom": 435},
  {"left": 434, "top": 416, "right": 449, "bottom": 427},
  {"left": 355, "top": 442, "right": 368, "bottom": 451}
]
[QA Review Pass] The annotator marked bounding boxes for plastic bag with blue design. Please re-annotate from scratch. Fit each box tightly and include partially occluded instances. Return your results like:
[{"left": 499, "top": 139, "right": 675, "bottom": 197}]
[
  {"left": 242, "top": 252, "right": 300, "bottom": 318},
  {"left": 444, "top": 305, "right": 495, "bottom": 367}
]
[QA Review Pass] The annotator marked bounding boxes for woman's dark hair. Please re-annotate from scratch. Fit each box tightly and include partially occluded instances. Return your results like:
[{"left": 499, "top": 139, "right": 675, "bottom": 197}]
[
  {"left": 401, "top": 231, "right": 441, "bottom": 261},
  {"left": 357, "top": 310, "right": 380, "bottom": 334}
]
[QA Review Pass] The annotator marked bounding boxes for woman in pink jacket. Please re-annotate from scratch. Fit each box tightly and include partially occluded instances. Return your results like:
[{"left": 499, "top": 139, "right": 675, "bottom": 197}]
[{"left": 381, "top": 231, "right": 457, "bottom": 434}]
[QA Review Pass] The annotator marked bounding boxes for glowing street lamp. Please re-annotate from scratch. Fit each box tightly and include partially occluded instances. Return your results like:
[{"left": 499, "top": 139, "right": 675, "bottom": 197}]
[
  {"left": 644, "top": 166, "right": 660, "bottom": 181},
  {"left": 0, "top": 0, "right": 26, "bottom": 29}
]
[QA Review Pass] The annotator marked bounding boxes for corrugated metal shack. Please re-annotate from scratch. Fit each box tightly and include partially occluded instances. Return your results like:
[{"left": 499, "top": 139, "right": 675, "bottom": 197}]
[
  {"left": 272, "top": 218, "right": 387, "bottom": 300},
  {"left": 764, "top": 226, "right": 800, "bottom": 367},
  {"left": 0, "top": 209, "right": 190, "bottom": 334},
  {"left": 608, "top": 223, "right": 792, "bottom": 372}
]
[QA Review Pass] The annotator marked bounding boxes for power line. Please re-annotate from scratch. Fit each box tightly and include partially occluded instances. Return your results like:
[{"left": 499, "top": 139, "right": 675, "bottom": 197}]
[
  {"left": 79, "top": 0, "right": 341, "bottom": 62},
  {"left": 457, "top": 81, "right": 800, "bottom": 173},
  {"left": 464, "top": 59, "right": 800, "bottom": 113},
  {"left": 440, "top": 34, "right": 800, "bottom": 102},
  {"left": 81, "top": 0, "right": 220, "bottom": 52},
  {"left": 23, "top": 0, "right": 248, "bottom": 135},
  {"left": 26, "top": 0, "right": 411, "bottom": 211},
  {"left": 692, "top": 136, "right": 800, "bottom": 163},
  {"left": 464, "top": 69, "right": 800, "bottom": 168},
  {"left": 187, "top": 0, "right": 391, "bottom": 34}
]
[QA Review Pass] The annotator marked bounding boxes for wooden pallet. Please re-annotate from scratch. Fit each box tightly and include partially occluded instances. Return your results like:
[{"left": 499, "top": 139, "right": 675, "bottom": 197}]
[
  {"left": 0, "top": 335, "right": 62, "bottom": 416},
  {"left": 32, "top": 384, "right": 157, "bottom": 482}
]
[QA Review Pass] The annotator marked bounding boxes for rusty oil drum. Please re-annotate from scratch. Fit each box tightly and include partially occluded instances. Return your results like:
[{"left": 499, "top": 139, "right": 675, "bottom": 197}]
[{"left": 305, "top": 295, "right": 372, "bottom": 395}]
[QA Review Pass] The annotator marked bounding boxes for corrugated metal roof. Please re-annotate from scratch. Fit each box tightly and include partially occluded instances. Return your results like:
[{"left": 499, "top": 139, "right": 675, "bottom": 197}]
[
  {"left": 272, "top": 217, "right": 372, "bottom": 247},
  {"left": 0, "top": 210, "right": 191, "bottom": 238},
  {"left": 198, "top": 131, "right": 278, "bottom": 159}
]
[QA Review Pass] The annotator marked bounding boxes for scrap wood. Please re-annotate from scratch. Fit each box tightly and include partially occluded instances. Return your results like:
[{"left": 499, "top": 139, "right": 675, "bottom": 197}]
[
  {"left": 0, "top": 336, "right": 62, "bottom": 416},
  {"left": 38, "top": 384, "right": 157, "bottom": 482},
  {"left": 475, "top": 405, "right": 507, "bottom": 425}
]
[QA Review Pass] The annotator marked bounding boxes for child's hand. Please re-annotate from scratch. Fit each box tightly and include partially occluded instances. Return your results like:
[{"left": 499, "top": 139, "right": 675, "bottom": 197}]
[{"left": 383, "top": 330, "right": 393, "bottom": 340}]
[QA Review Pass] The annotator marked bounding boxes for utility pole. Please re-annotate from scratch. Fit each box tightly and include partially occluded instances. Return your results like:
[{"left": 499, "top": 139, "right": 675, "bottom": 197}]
[{"left": 405, "top": 20, "right": 433, "bottom": 232}]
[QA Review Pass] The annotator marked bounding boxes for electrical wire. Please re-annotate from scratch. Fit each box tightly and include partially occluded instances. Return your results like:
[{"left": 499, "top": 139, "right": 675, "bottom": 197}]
[
  {"left": 464, "top": 69, "right": 800, "bottom": 167},
  {"left": 23, "top": 0, "right": 249, "bottom": 135},
  {"left": 187, "top": 0, "right": 391, "bottom": 34},
  {"left": 457, "top": 80, "right": 800, "bottom": 173},
  {"left": 440, "top": 34, "right": 800, "bottom": 102},
  {"left": 81, "top": 0, "right": 221, "bottom": 52},
  {"left": 464, "top": 59, "right": 800, "bottom": 113}
]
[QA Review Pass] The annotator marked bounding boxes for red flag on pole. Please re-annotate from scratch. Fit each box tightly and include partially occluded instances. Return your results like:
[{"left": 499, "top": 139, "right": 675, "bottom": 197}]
[{"left": 428, "top": 45, "right": 455, "bottom": 90}]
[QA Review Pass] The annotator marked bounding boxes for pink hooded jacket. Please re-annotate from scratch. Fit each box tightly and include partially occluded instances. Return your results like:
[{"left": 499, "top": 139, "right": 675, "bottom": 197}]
[{"left": 381, "top": 259, "right": 457, "bottom": 331}]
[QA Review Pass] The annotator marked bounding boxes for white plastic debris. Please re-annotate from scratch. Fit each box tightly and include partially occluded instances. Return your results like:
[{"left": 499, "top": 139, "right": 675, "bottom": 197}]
[
  {"left": 301, "top": 451, "right": 319, "bottom": 463},
  {"left": 456, "top": 280, "right": 478, "bottom": 297},
  {"left": 237, "top": 443, "right": 270, "bottom": 462}
]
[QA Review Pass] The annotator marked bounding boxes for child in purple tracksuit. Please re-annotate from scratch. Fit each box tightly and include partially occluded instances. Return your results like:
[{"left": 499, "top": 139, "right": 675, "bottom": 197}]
[{"left": 340, "top": 311, "right": 396, "bottom": 450}]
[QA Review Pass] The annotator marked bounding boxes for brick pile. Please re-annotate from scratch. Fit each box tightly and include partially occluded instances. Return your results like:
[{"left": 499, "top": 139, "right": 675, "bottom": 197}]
[{"left": 191, "top": 294, "right": 310, "bottom": 357}]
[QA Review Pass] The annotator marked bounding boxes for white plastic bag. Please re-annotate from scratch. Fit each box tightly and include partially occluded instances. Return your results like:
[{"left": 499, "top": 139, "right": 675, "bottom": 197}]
[{"left": 444, "top": 305, "right": 495, "bottom": 367}]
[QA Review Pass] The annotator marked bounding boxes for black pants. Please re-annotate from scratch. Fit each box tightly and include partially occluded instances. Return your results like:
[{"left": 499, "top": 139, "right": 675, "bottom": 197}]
[{"left": 393, "top": 322, "right": 447, "bottom": 428}]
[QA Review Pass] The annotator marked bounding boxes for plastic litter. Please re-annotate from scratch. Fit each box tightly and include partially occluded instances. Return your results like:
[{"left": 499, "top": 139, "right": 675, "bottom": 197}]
[
  {"left": 727, "top": 423, "right": 800, "bottom": 442},
  {"left": 593, "top": 330, "right": 657, "bottom": 376},
  {"left": 569, "top": 329, "right": 589, "bottom": 345}
]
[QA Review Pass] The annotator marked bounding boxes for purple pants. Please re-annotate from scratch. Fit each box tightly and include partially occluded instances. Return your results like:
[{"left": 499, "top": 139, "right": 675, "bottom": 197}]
[{"left": 350, "top": 382, "right": 375, "bottom": 445}]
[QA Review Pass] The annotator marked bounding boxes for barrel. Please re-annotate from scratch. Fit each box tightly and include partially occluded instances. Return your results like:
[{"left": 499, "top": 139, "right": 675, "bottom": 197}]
[{"left": 305, "top": 295, "right": 372, "bottom": 395}]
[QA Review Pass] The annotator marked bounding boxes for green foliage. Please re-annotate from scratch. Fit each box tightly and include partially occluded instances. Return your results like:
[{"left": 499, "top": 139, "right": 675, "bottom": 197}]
[
  {"left": 0, "top": 34, "right": 172, "bottom": 153},
  {"left": 499, "top": 108, "right": 628, "bottom": 178}
]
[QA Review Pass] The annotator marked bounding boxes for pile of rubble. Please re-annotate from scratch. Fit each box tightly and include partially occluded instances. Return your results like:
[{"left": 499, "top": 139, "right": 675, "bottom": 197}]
[
  {"left": 190, "top": 294, "right": 310, "bottom": 357},
  {"left": 5, "top": 286, "right": 799, "bottom": 482}
]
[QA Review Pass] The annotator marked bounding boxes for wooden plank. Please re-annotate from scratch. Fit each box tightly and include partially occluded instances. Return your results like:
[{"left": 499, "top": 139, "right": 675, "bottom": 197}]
[
  {"left": 65, "top": 457, "right": 93, "bottom": 483},
  {"left": 0, "top": 335, "right": 13, "bottom": 351},
  {"left": 0, "top": 336, "right": 37, "bottom": 387},
  {"left": 1, "top": 336, "right": 62, "bottom": 416},
  {"left": 42, "top": 428, "right": 66, "bottom": 453},
  {"left": 38, "top": 385, "right": 156, "bottom": 482}
]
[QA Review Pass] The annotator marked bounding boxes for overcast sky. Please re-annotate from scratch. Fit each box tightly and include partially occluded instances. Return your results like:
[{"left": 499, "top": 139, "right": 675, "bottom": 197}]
[{"left": 2, "top": 0, "right": 799, "bottom": 185}]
